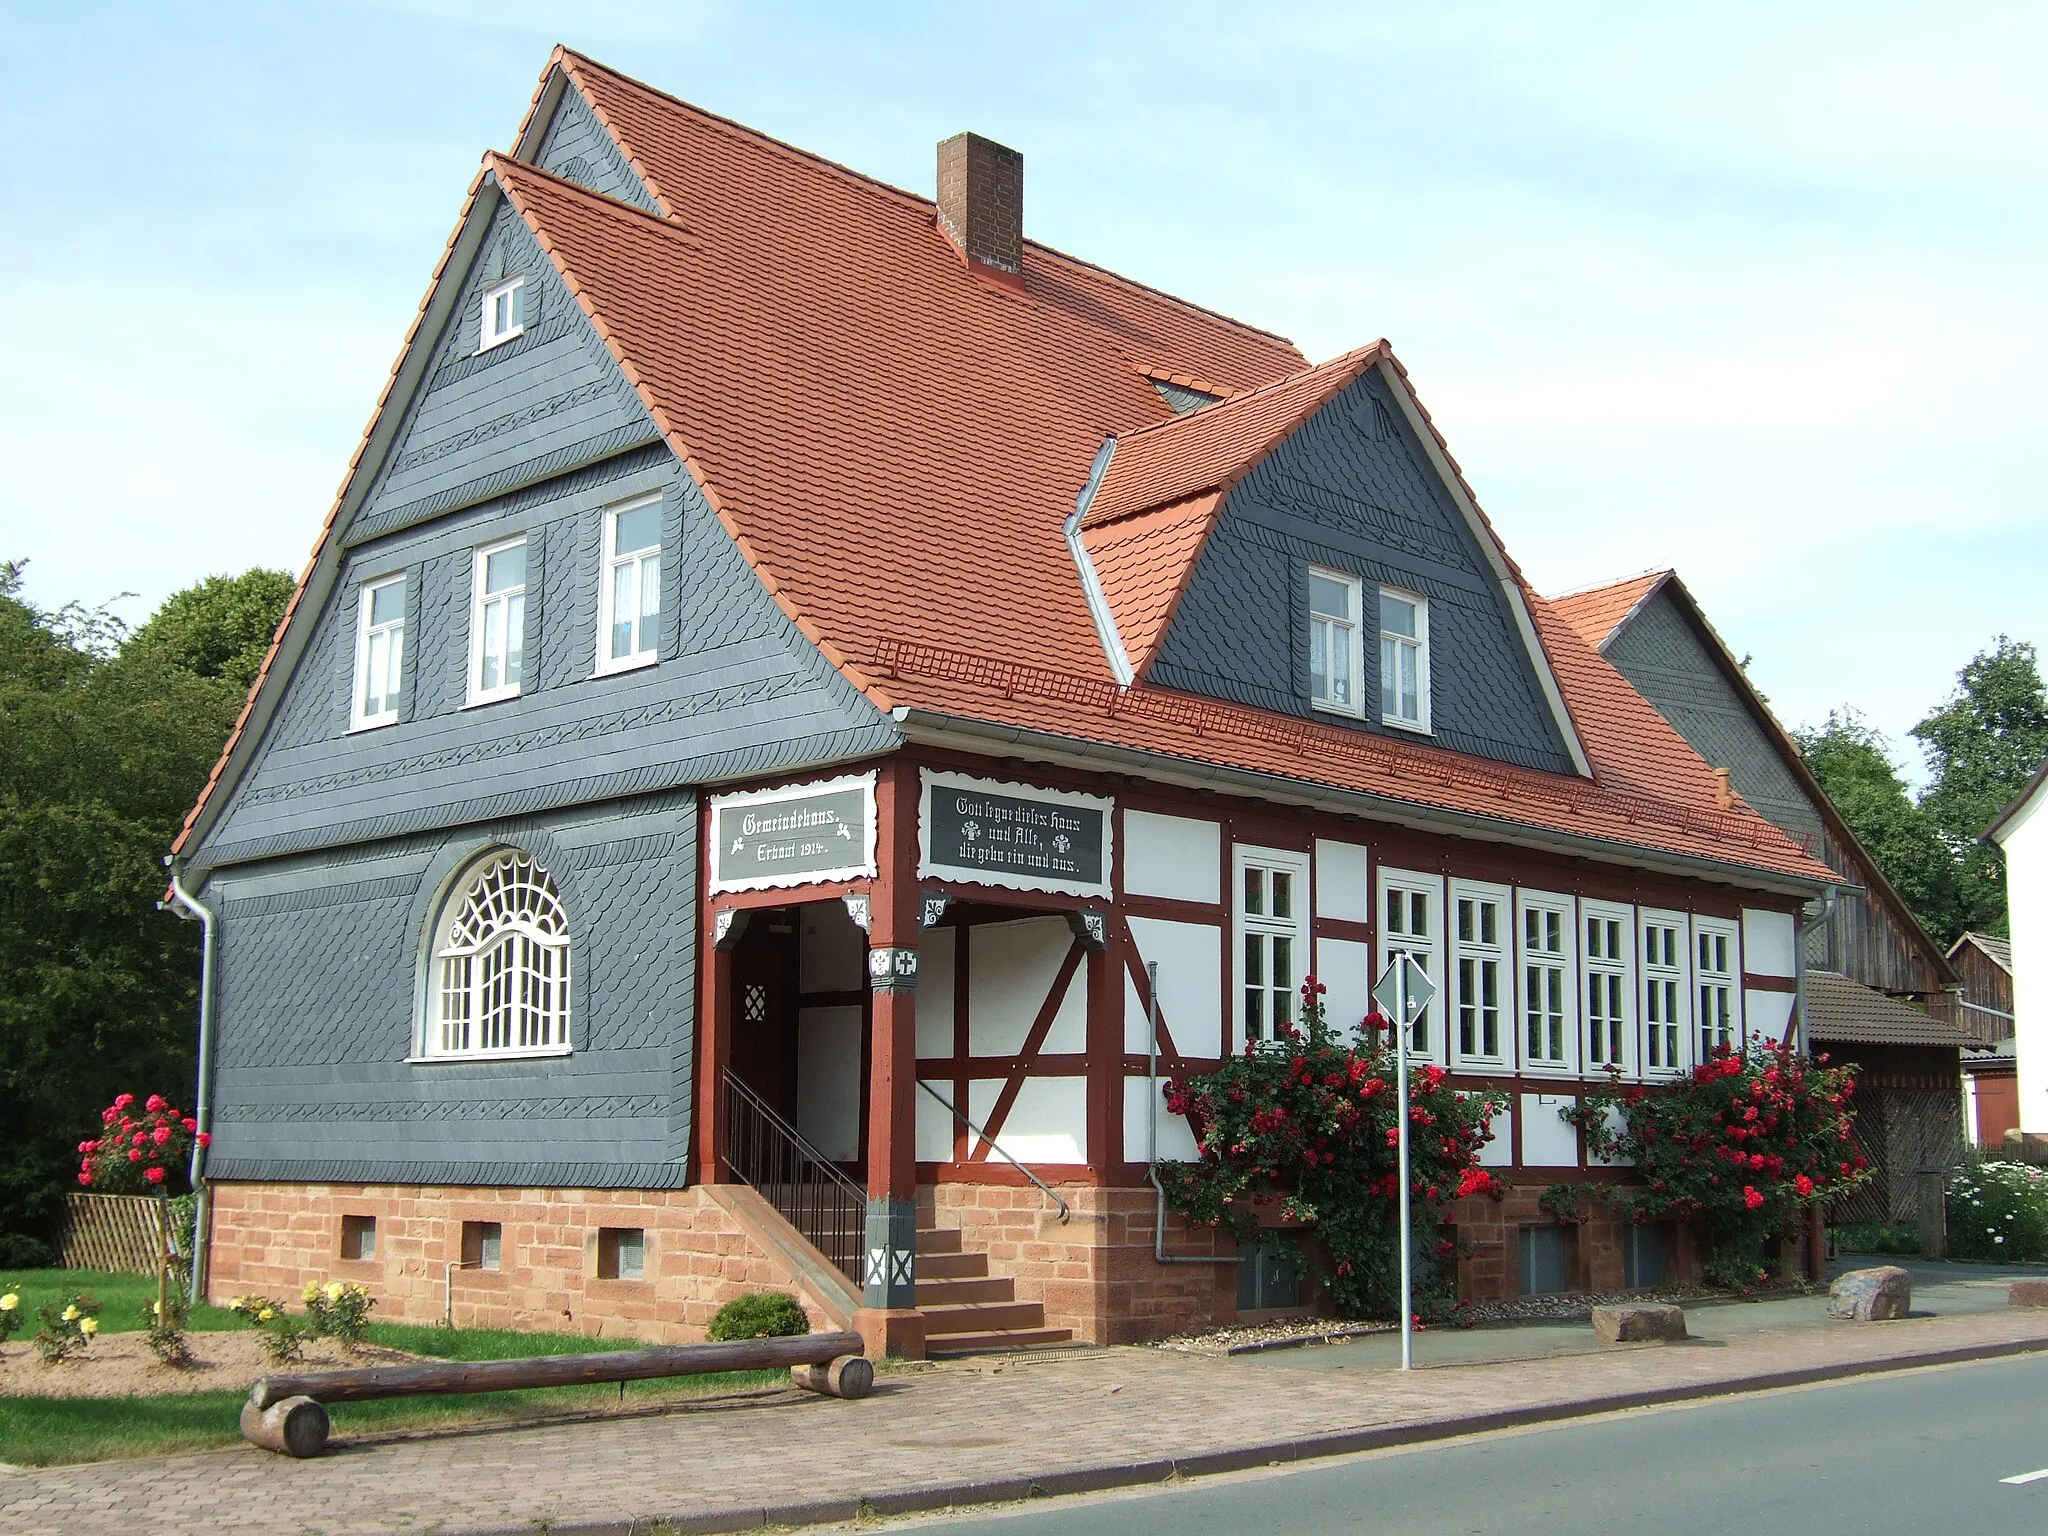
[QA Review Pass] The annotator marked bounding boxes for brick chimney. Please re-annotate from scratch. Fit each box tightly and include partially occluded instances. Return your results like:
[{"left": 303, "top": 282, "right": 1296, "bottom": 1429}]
[{"left": 936, "top": 132, "right": 1023, "bottom": 278}]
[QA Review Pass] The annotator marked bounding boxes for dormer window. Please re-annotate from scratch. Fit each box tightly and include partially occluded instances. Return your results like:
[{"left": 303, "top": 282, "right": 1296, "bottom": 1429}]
[
  {"left": 1308, "top": 568, "right": 1363, "bottom": 716},
  {"left": 1379, "top": 585, "right": 1430, "bottom": 731},
  {"left": 480, "top": 276, "right": 526, "bottom": 351}
]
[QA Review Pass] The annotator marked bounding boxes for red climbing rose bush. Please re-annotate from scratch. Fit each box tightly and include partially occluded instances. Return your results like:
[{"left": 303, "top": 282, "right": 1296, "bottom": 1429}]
[
  {"left": 1156, "top": 979, "right": 1505, "bottom": 1320},
  {"left": 1572, "top": 1037, "right": 1871, "bottom": 1288},
  {"left": 77, "top": 1093, "right": 208, "bottom": 1194}
]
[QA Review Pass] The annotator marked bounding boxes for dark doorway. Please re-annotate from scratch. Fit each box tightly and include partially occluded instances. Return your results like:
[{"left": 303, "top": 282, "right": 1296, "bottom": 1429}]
[{"left": 729, "top": 909, "right": 800, "bottom": 1122}]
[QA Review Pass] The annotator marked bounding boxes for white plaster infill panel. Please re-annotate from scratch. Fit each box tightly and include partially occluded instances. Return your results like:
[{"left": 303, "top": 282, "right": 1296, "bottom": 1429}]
[
  {"left": 1476, "top": 1103, "right": 1514, "bottom": 1168},
  {"left": 795, "top": 1006, "right": 862, "bottom": 1162},
  {"left": 920, "top": 769, "right": 1113, "bottom": 901},
  {"left": 1315, "top": 936, "right": 1373, "bottom": 1037},
  {"left": 1314, "top": 839, "right": 1370, "bottom": 924},
  {"left": 916, "top": 927, "right": 957, "bottom": 1059},
  {"left": 1741, "top": 908, "right": 1797, "bottom": 978},
  {"left": 1124, "top": 1074, "right": 1201, "bottom": 1163},
  {"left": 1124, "top": 810, "right": 1221, "bottom": 904},
  {"left": 1125, "top": 916, "right": 1223, "bottom": 1056},
  {"left": 1746, "top": 987, "right": 1795, "bottom": 1044},
  {"left": 1585, "top": 1103, "right": 1635, "bottom": 1167},
  {"left": 969, "top": 916, "right": 1088, "bottom": 1056},
  {"left": 916, "top": 1079, "right": 956, "bottom": 1163},
  {"left": 968, "top": 1077, "right": 1087, "bottom": 1164},
  {"left": 1519, "top": 1092, "right": 1580, "bottom": 1167},
  {"left": 709, "top": 771, "right": 877, "bottom": 894}
]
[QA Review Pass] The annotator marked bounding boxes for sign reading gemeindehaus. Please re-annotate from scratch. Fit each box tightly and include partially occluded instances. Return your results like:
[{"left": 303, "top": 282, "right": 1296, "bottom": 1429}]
[
  {"left": 709, "top": 773, "right": 877, "bottom": 893},
  {"left": 918, "top": 770, "right": 1113, "bottom": 900}
]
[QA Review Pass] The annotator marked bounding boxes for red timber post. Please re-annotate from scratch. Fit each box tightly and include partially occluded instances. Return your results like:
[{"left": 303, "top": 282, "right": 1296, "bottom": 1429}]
[{"left": 857, "top": 757, "right": 926, "bottom": 1359}]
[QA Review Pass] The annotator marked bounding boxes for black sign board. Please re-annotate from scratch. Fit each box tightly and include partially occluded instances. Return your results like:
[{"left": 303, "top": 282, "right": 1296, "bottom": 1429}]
[
  {"left": 919, "top": 772, "right": 1113, "bottom": 899},
  {"left": 710, "top": 775, "right": 875, "bottom": 893}
]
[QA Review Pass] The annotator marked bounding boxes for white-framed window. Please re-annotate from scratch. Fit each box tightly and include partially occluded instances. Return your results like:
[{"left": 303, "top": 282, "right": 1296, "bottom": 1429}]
[
  {"left": 480, "top": 276, "right": 526, "bottom": 350},
  {"left": 1582, "top": 899, "right": 1635, "bottom": 1075},
  {"left": 1640, "top": 909, "right": 1690, "bottom": 1076},
  {"left": 351, "top": 574, "right": 406, "bottom": 730},
  {"left": 1236, "top": 845, "right": 1310, "bottom": 1045},
  {"left": 1308, "top": 567, "right": 1364, "bottom": 716},
  {"left": 1449, "top": 880, "right": 1509, "bottom": 1067},
  {"left": 1379, "top": 867, "right": 1444, "bottom": 1062},
  {"left": 1379, "top": 585, "right": 1431, "bottom": 732},
  {"left": 1518, "top": 891, "right": 1576, "bottom": 1073},
  {"left": 597, "top": 494, "right": 662, "bottom": 673},
  {"left": 468, "top": 537, "right": 527, "bottom": 705},
  {"left": 423, "top": 849, "right": 572, "bottom": 1060},
  {"left": 1695, "top": 916, "right": 1742, "bottom": 1059}
]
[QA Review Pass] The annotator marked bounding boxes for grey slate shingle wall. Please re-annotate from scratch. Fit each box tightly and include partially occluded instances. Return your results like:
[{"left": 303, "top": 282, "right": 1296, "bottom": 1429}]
[
  {"left": 1145, "top": 372, "right": 1576, "bottom": 773},
  {"left": 533, "top": 83, "right": 661, "bottom": 213}
]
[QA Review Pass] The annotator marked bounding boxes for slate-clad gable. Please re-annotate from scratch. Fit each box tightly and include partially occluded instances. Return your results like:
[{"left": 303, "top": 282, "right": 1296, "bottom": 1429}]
[
  {"left": 1602, "top": 589, "right": 1823, "bottom": 838},
  {"left": 533, "top": 81, "right": 661, "bottom": 213},
  {"left": 1144, "top": 372, "right": 1578, "bottom": 774},
  {"left": 345, "top": 202, "right": 662, "bottom": 549}
]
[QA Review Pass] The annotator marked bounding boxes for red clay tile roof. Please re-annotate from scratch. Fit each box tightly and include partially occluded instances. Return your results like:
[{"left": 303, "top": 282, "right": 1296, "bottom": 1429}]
[
  {"left": 174, "top": 52, "right": 1840, "bottom": 891},
  {"left": 1550, "top": 571, "right": 1671, "bottom": 653},
  {"left": 1080, "top": 492, "right": 1223, "bottom": 675}
]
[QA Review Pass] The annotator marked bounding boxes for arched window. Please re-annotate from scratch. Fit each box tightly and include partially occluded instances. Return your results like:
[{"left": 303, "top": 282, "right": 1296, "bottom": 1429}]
[{"left": 428, "top": 851, "right": 572, "bottom": 1058}]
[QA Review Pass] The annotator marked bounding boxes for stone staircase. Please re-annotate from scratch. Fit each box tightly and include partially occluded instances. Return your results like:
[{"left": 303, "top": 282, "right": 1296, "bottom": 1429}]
[{"left": 916, "top": 1224, "right": 1072, "bottom": 1356}]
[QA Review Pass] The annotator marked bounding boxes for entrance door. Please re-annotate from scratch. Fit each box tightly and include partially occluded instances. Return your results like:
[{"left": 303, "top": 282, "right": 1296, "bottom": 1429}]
[{"left": 729, "top": 911, "right": 799, "bottom": 1121}]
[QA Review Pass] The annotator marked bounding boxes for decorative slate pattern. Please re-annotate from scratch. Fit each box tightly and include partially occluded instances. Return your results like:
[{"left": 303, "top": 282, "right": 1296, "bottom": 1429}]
[
  {"left": 205, "top": 1158, "right": 694, "bottom": 1189},
  {"left": 1144, "top": 372, "right": 1577, "bottom": 773},
  {"left": 206, "top": 794, "right": 700, "bottom": 1183},
  {"left": 533, "top": 74, "right": 661, "bottom": 213}
]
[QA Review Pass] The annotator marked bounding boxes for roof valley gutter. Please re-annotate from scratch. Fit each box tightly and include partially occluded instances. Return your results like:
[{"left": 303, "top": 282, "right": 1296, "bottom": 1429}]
[
  {"left": 164, "top": 859, "right": 216, "bottom": 1308},
  {"left": 889, "top": 707, "right": 1832, "bottom": 897},
  {"left": 1064, "top": 437, "right": 1134, "bottom": 687}
]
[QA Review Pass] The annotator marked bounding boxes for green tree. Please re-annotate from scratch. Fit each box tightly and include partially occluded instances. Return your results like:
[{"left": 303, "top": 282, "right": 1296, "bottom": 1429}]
[
  {"left": 1796, "top": 710, "right": 1961, "bottom": 943},
  {"left": 0, "top": 561, "right": 290, "bottom": 1242},
  {"left": 1912, "top": 638, "right": 2048, "bottom": 938},
  {"left": 124, "top": 568, "right": 295, "bottom": 694}
]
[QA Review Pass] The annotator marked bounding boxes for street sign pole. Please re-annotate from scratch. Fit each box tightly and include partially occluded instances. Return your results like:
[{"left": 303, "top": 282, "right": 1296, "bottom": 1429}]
[{"left": 1395, "top": 963, "right": 1413, "bottom": 1372}]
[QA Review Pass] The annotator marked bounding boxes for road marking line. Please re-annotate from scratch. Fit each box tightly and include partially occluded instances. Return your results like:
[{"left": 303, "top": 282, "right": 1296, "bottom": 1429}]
[{"left": 2000, "top": 1469, "right": 2048, "bottom": 1485}]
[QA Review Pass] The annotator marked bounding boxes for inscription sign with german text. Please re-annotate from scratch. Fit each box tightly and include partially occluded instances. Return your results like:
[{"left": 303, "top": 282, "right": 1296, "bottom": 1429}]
[
  {"left": 918, "top": 770, "right": 1113, "bottom": 901},
  {"left": 709, "top": 773, "right": 877, "bottom": 893}
]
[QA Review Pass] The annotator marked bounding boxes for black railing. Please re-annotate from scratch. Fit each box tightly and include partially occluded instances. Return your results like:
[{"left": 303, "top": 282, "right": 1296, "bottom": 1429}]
[{"left": 720, "top": 1070, "right": 866, "bottom": 1284}]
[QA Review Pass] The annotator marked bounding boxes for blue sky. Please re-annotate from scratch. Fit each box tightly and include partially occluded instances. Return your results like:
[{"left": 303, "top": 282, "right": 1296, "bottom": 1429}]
[{"left": 4, "top": 2, "right": 2042, "bottom": 780}]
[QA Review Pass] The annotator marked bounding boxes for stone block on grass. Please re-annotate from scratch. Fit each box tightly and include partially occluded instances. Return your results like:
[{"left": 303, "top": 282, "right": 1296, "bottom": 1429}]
[
  {"left": 1828, "top": 1265, "right": 1910, "bottom": 1321},
  {"left": 1591, "top": 1303, "right": 1687, "bottom": 1343},
  {"left": 2008, "top": 1280, "right": 2048, "bottom": 1307}
]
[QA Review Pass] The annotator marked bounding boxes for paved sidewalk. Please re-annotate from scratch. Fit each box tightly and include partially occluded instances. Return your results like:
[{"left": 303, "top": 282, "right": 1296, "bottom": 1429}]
[{"left": 4, "top": 1298, "right": 2047, "bottom": 1535}]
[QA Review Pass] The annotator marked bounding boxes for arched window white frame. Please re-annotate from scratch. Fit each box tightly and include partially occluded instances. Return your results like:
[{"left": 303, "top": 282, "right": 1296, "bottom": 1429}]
[{"left": 423, "top": 851, "right": 572, "bottom": 1060}]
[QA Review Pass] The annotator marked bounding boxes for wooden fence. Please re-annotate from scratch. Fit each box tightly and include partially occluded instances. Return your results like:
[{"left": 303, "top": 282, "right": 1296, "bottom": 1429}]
[{"left": 56, "top": 1193, "right": 182, "bottom": 1274}]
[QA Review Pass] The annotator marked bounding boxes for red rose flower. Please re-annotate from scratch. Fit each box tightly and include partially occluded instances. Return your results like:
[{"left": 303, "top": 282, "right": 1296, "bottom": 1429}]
[
  {"left": 1743, "top": 1186, "right": 1765, "bottom": 1210},
  {"left": 145, "top": 1165, "right": 166, "bottom": 1184},
  {"left": 1794, "top": 1174, "right": 1814, "bottom": 1197}
]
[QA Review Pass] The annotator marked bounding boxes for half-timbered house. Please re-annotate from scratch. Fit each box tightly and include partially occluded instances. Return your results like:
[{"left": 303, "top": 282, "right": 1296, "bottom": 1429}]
[
  {"left": 1551, "top": 570, "right": 1978, "bottom": 1229},
  {"left": 174, "top": 50, "right": 1842, "bottom": 1354}
]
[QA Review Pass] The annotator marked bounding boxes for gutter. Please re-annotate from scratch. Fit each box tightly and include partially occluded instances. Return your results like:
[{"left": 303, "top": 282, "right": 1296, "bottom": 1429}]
[
  {"left": 1063, "top": 437, "right": 1134, "bottom": 687},
  {"left": 891, "top": 708, "right": 1834, "bottom": 899},
  {"left": 163, "top": 858, "right": 217, "bottom": 1308}
]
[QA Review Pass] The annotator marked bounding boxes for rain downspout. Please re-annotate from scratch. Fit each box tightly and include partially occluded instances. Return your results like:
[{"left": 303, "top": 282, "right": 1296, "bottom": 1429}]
[
  {"left": 1793, "top": 887, "right": 1837, "bottom": 1055},
  {"left": 1146, "top": 961, "right": 1240, "bottom": 1268},
  {"left": 164, "top": 858, "right": 216, "bottom": 1308}
]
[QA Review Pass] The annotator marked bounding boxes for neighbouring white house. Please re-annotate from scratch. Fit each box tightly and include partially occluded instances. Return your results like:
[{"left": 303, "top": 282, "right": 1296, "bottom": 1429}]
[{"left": 1988, "top": 759, "right": 2048, "bottom": 1136}]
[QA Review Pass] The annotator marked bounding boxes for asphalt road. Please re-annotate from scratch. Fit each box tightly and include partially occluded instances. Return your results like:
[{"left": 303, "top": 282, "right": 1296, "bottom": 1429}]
[{"left": 896, "top": 1353, "right": 2048, "bottom": 1535}]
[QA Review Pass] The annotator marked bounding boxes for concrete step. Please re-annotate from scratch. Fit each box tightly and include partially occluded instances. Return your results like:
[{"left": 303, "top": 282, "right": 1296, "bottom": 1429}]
[
  {"left": 915, "top": 1275, "right": 1013, "bottom": 1306},
  {"left": 916, "top": 1227, "right": 963, "bottom": 1256},
  {"left": 924, "top": 1327, "right": 1076, "bottom": 1357},
  {"left": 918, "top": 1301, "right": 1048, "bottom": 1337},
  {"left": 915, "top": 1249, "right": 988, "bottom": 1280}
]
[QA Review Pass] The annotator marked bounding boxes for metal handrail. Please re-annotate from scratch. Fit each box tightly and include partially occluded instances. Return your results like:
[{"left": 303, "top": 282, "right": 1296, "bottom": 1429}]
[
  {"left": 917, "top": 1080, "right": 1070, "bottom": 1223},
  {"left": 720, "top": 1070, "right": 867, "bottom": 1283}
]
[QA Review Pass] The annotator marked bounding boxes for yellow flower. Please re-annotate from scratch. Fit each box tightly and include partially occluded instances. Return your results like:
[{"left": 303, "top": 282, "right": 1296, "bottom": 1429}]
[
  {"left": 78, "top": 1317, "right": 99, "bottom": 1338},
  {"left": 324, "top": 1281, "right": 345, "bottom": 1303},
  {"left": 60, "top": 1305, "right": 78, "bottom": 1322},
  {"left": 301, "top": 1281, "right": 321, "bottom": 1303},
  {"left": 258, "top": 1307, "right": 275, "bottom": 1322},
  {"left": 0, "top": 1292, "right": 17, "bottom": 1312}
]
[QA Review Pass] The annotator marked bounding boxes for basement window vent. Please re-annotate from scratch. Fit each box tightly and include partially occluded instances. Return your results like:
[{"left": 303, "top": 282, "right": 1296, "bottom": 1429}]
[
  {"left": 340, "top": 1215, "right": 376, "bottom": 1262},
  {"left": 597, "top": 1227, "right": 646, "bottom": 1281},
  {"left": 462, "top": 1220, "right": 503, "bottom": 1272}
]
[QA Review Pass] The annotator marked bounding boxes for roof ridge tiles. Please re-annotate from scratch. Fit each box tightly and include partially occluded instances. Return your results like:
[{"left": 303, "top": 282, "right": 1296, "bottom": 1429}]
[
  {"left": 484, "top": 150, "right": 685, "bottom": 230},
  {"left": 554, "top": 49, "right": 1303, "bottom": 357}
]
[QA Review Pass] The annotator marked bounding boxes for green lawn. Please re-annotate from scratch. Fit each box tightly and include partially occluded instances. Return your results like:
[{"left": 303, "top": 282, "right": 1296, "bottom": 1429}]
[{"left": 0, "top": 1280, "right": 791, "bottom": 1467}]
